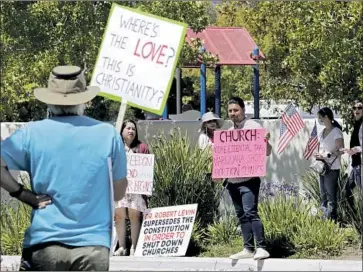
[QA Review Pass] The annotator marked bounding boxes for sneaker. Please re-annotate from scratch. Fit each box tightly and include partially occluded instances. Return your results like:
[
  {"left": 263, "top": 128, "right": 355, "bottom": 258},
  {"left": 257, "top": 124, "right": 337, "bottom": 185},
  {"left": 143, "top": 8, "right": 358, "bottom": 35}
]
[
  {"left": 253, "top": 248, "right": 270, "bottom": 260},
  {"left": 229, "top": 248, "right": 254, "bottom": 259},
  {"left": 114, "top": 247, "right": 126, "bottom": 256}
]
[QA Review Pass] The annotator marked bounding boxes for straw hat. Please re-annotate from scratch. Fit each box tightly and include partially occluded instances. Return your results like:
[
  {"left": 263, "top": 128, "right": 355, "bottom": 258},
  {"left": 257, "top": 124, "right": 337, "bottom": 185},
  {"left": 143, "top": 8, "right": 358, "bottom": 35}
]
[
  {"left": 199, "top": 112, "right": 224, "bottom": 132},
  {"left": 34, "top": 66, "right": 100, "bottom": 105}
]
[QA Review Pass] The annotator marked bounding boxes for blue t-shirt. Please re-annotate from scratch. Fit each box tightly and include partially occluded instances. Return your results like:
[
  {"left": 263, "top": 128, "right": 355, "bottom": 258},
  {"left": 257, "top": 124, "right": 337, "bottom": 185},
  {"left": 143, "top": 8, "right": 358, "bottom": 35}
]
[{"left": 1, "top": 116, "right": 127, "bottom": 249}]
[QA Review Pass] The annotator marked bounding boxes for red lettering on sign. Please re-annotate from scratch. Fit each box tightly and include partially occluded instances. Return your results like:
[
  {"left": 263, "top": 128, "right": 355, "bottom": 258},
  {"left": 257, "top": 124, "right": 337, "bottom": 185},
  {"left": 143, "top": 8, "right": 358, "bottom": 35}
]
[
  {"left": 133, "top": 38, "right": 168, "bottom": 65},
  {"left": 127, "top": 169, "right": 138, "bottom": 178}
]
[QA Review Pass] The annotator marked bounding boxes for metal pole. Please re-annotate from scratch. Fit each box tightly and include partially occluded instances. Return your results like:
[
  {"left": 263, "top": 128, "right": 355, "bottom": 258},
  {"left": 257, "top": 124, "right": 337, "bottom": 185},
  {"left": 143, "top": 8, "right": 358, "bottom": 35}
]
[
  {"left": 214, "top": 65, "right": 221, "bottom": 117},
  {"left": 253, "top": 46, "right": 260, "bottom": 119},
  {"left": 176, "top": 68, "right": 182, "bottom": 114},
  {"left": 200, "top": 47, "right": 206, "bottom": 117}
]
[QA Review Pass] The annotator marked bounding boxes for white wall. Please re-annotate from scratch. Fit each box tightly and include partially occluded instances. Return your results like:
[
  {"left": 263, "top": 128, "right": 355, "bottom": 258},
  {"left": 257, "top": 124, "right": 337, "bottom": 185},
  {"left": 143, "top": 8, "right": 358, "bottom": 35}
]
[
  {"left": 137, "top": 118, "right": 351, "bottom": 185},
  {"left": 1, "top": 119, "right": 352, "bottom": 204}
]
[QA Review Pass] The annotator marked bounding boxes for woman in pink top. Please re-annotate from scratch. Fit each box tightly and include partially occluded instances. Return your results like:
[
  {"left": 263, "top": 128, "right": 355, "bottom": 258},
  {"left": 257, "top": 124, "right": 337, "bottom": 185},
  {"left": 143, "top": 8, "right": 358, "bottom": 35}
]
[{"left": 114, "top": 120, "right": 150, "bottom": 256}]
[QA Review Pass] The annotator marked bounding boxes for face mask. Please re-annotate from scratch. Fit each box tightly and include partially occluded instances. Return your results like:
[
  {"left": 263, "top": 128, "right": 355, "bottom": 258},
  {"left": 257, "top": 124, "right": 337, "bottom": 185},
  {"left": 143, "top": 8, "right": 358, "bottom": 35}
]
[{"left": 207, "top": 122, "right": 217, "bottom": 129}]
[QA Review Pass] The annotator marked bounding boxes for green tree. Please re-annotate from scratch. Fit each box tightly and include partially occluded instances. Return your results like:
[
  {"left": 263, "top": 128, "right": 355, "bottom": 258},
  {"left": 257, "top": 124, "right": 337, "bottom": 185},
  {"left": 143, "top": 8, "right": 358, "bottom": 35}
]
[
  {"left": 215, "top": 1, "right": 363, "bottom": 128},
  {"left": 1, "top": 1, "right": 214, "bottom": 122}
]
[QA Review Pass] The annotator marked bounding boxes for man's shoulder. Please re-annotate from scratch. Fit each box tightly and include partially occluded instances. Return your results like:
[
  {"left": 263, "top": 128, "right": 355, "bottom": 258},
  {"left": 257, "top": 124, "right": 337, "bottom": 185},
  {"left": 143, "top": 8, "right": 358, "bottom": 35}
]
[
  {"left": 70, "top": 116, "right": 109, "bottom": 126},
  {"left": 29, "top": 117, "right": 118, "bottom": 137},
  {"left": 79, "top": 117, "right": 119, "bottom": 137},
  {"left": 229, "top": 118, "right": 262, "bottom": 130},
  {"left": 81, "top": 117, "right": 115, "bottom": 130},
  {"left": 245, "top": 119, "right": 262, "bottom": 128}
]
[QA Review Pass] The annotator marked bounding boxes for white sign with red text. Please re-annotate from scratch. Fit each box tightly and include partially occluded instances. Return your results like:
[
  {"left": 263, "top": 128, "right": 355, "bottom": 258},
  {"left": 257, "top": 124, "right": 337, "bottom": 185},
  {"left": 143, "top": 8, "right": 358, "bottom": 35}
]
[
  {"left": 126, "top": 153, "right": 154, "bottom": 195},
  {"left": 134, "top": 204, "right": 198, "bottom": 257},
  {"left": 90, "top": 3, "right": 187, "bottom": 115}
]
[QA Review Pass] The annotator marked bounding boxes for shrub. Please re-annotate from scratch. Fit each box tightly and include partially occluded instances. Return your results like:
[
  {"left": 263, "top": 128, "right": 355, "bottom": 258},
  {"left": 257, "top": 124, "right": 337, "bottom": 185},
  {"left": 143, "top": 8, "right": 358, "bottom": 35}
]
[
  {"left": 301, "top": 165, "right": 362, "bottom": 239},
  {"left": 260, "top": 179, "right": 299, "bottom": 200},
  {"left": 149, "top": 129, "right": 223, "bottom": 256},
  {"left": 149, "top": 129, "right": 223, "bottom": 229},
  {"left": 259, "top": 194, "right": 353, "bottom": 258},
  {"left": 1, "top": 173, "right": 32, "bottom": 255},
  {"left": 204, "top": 212, "right": 240, "bottom": 246},
  {"left": 201, "top": 194, "right": 353, "bottom": 258},
  {"left": 1, "top": 201, "right": 30, "bottom": 255},
  {"left": 199, "top": 237, "right": 242, "bottom": 258},
  {"left": 343, "top": 185, "right": 363, "bottom": 238}
]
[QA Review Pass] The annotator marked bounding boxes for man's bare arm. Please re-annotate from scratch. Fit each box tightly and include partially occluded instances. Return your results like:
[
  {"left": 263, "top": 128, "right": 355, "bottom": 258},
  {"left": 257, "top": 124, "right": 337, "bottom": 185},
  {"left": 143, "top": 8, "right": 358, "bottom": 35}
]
[
  {"left": 1, "top": 157, "right": 22, "bottom": 192},
  {"left": 113, "top": 178, "right": 128, "bottom": 201},
  {"left": 1, "top": 157, "right": 51, "bottom": 209}
]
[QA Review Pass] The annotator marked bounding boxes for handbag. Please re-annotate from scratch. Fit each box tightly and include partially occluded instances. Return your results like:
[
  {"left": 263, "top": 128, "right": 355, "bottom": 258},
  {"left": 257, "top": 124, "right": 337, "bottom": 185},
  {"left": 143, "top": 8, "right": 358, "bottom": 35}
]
[
  {"left": 310, "top": 156, "right": 338, "bottom": 176},
  {"left": 309, "top": 130, "right": 339, "bottom": 176}
]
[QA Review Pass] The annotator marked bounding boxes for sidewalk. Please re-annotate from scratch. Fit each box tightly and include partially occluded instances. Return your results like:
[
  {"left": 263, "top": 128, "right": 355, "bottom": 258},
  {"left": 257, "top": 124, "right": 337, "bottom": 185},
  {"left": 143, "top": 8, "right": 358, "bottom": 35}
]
[{"left": 1, "top": 256, "right": 362, "bottom": 271}]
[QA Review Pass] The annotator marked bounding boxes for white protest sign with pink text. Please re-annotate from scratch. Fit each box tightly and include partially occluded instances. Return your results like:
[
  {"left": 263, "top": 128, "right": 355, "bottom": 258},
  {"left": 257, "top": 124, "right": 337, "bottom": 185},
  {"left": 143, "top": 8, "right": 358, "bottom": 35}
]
[
  {"left": 134, "top": 204, "right": 198, "bottom": 257},
  {"left": 212, "top": 128, "right": 267, "bottom": 179},
  {"left": 126, "top": 153, "right": 154, "bottom": 196},
  {"left": 91, "top": 3, "right": 187, "bottom": 115}
]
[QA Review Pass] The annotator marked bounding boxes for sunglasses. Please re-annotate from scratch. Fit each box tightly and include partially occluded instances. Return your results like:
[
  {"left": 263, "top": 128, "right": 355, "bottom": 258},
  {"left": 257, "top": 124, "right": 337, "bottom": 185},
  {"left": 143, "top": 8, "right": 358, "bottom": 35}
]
[{"left": 353, "top": 106, "right": 363, "bottom": 110}]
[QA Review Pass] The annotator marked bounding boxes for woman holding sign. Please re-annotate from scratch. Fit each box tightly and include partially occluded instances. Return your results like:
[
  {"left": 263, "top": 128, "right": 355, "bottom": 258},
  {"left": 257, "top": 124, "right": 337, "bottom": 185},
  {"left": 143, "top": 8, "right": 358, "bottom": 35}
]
[
  {"left": 114, "top": 120, "right": 150, "bottom": 256},
  {"left": 216, "top": 96, "right": 272, "bottom": 261}
]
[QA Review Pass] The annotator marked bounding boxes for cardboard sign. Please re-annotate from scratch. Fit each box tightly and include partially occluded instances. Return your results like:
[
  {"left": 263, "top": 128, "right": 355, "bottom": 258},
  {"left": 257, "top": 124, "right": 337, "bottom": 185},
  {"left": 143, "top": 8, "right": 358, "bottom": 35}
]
[
  {"left": 126, "top": 153, "right": 154, "bottom": 195},
  {"left": 91, "top": 3, "right": 187, "bottom": 115},
  {"left": 134, "top": 204, "right": 198, "bottom": 257},
  {"left": 212, "top": 128, "right": 267, "bottom": 178}
]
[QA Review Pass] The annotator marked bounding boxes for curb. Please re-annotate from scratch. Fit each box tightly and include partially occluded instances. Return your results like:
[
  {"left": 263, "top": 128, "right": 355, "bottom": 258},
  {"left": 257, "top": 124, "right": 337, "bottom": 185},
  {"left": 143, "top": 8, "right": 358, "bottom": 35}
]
[{"left": 1, "top": 256, "right": 362, "bottom": 271}]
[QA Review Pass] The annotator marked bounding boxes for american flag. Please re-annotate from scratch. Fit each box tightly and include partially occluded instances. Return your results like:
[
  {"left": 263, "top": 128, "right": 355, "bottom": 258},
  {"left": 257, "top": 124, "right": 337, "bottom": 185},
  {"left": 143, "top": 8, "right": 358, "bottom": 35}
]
[
  {"left": 303, "top": 121, "right": 318, "bottom": 159},
  {"left": 277, "top": 103, "right": 305, "bottom": 154}
]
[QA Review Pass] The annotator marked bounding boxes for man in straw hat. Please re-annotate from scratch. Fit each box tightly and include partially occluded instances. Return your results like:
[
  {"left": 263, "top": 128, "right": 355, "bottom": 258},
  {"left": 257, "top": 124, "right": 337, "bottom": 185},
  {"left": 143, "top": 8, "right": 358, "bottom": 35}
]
[{"left": 1, "top": 65, "right": 128, "bottom": 271}]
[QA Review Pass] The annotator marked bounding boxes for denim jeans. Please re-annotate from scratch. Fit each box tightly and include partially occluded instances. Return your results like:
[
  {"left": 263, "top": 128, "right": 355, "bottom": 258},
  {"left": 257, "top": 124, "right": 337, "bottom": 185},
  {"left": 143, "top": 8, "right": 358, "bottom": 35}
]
[
  {"left": 345, "top": 165, "right": 362, "bottom": 211},
  {"left": 227, "top": 178, "right": 266, "bottom": 251},
  {"left": 319, "top": 169, "right": 339, "bottom": 221},
  {"left": 19, "top": 242, "right": 109, "bottom": 271},
  {"left": 348, "top": 165, "right": 362, "bottom": 188}
]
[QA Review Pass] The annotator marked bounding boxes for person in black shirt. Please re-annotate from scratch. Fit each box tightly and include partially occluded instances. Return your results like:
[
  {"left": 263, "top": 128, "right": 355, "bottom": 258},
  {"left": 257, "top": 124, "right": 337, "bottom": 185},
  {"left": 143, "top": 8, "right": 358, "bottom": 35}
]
[{"left": 341, "top": 99, "right": 362, "bottom": 207}]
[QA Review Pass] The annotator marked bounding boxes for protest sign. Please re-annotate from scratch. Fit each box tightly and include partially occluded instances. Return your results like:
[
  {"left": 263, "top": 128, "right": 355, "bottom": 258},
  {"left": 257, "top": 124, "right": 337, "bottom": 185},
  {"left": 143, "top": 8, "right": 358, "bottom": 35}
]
[
  {"left": 134, "top": 204, "right": 198, "bottom": 257},
  {"left": 126, "top": 153, "right": 154, "bottom": 195},
  {"left": 91, "top": 3, "right": 187, "bottom": 115},
  {"left": 212, "top": 128, "right": 267, "bottom": 179}
]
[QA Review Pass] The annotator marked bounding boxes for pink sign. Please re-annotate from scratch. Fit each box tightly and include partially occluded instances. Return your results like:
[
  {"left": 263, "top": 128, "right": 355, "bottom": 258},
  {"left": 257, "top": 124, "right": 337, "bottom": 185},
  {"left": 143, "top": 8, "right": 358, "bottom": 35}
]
[{"left": 212, "top": 128, "right": 267, "bottom": 179}]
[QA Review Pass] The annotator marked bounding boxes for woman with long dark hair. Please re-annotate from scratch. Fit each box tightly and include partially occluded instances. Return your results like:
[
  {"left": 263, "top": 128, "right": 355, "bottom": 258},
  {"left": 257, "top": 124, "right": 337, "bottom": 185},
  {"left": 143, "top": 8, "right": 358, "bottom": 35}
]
[
  {"left": 114, "top": 119, "right": 149, "bottom": 256},
  {"left": 314, "top": 107, "right": 344, "bottom": 221}
]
